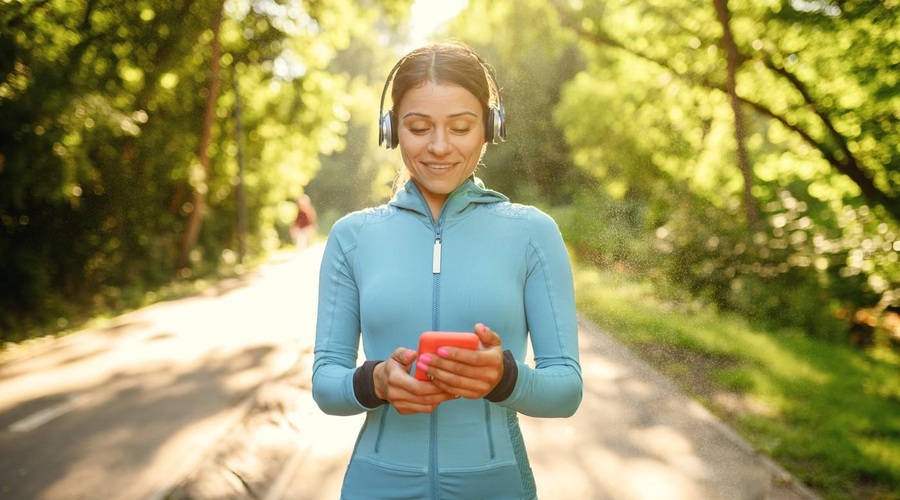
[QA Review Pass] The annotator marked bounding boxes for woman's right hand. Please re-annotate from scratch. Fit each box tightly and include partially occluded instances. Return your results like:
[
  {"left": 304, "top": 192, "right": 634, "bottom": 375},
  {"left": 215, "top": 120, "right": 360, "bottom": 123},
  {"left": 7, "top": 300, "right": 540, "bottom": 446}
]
[{"left": 374, "top": 347, "right": 456, "bottom": 414}]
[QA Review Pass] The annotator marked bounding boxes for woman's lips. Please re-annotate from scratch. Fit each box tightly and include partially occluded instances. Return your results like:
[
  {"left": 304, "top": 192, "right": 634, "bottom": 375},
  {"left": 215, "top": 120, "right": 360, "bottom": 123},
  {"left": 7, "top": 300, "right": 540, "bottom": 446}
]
[{"left": 423, "top": 162, "right": 456, "bottom": 171}]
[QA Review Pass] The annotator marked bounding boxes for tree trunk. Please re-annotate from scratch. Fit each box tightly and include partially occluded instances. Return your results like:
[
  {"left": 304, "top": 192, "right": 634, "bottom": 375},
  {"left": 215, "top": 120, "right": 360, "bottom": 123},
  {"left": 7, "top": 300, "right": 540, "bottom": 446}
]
[
  {"left": 713, "top": 0, "right": 759, "bottom": 227},
  {"left": 177, "top": 7, "right": 223, "bottom": 272}
]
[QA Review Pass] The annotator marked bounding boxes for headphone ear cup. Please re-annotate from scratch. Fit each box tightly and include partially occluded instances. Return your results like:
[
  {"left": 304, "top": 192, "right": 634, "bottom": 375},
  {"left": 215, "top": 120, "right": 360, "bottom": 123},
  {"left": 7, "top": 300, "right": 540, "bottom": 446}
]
[
  {"left": 390, "top": 113, "right": 399, "bottom": 149},
  {"left": 497, "top": 104, "right": 506, "bottom": 143},
  {"left": 487, "top": 105, "right": 506, "bottom": 144},
  {"left": 379, "top": 111, "right": 398, "bottom": 149},
  {"left": 485, "top": 108, "right": 495, "bottom": 144}
]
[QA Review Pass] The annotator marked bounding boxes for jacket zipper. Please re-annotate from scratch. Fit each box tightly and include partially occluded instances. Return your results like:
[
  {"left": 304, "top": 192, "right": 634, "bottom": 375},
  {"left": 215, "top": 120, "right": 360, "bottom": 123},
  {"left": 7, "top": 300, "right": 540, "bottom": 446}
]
[
  {"left": 430, "top": 217, "right": 444, "bottom": 500},
  {"left": 417, "top": 189, "right": 447, "bottom": 500}
]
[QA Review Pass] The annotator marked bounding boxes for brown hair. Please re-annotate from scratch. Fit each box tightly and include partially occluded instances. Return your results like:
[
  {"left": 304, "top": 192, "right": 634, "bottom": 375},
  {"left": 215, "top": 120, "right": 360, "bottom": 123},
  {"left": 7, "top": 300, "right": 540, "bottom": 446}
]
[{"left": 389, "top": 40, "right": 496, "bottom": 130}]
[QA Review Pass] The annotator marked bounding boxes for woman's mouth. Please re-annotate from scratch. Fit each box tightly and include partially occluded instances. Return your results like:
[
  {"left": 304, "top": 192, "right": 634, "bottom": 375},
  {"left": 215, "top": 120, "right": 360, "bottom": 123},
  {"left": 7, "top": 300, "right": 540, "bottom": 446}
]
[{"left": 424, "top": 162, "right": 455, "bottom": 171}]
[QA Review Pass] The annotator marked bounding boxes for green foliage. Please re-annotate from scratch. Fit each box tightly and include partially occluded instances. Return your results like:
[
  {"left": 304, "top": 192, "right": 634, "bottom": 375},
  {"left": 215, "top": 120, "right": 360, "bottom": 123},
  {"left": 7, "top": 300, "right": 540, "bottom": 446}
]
[
  {"left": 556, "top": 190, "right": 656, "bottom": 272},
  {"left": 446, "top": 0, "right": 593, "bottom": 205},
  {"left": 574, "top": 262, "right": 900, "bottom": 499},
  {"left": 304, "top": 15, "right": 412, "bottom": 224},
  {"left": 1, "top": 0, "right": 226, "bottom": 338},
  {"left": 549, "top": 0, "right": 900, "bottom": 342},
  {"left": 0, "top": 0, "right": 412, "bottom": 339}
]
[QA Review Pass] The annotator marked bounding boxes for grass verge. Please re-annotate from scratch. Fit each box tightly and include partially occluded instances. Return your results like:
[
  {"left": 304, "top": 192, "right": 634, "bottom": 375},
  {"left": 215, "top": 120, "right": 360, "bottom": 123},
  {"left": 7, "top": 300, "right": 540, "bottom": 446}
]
[{"left": 573, "top": 263, "right": 900, "bottom": 500}]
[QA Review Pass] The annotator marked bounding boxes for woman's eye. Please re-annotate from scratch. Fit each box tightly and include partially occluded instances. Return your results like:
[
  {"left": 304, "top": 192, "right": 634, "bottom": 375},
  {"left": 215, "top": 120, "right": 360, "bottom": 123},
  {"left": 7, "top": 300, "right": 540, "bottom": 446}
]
[
  {"left": 451, "top": 127, "right": 471, "bottom": 135},
  {"left": 408, "top": 127, "right": 430, "bottom": 135}
]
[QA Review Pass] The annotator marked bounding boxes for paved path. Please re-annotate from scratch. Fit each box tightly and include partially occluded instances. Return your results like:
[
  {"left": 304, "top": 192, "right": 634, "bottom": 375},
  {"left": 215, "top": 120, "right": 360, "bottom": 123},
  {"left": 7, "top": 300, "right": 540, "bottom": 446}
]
[
  {"left": 0, "top": 247, "right": 321, "bottom": 500},
  {"left": 171, "top": 245, "right": 818, "bottom": 500}
]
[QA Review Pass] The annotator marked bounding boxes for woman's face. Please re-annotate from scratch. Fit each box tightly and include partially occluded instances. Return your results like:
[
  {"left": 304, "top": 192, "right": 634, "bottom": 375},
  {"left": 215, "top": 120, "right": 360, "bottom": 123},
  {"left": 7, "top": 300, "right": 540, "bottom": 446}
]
[{"left": 397, "top": 81, "right": 486, "bottom": 217}]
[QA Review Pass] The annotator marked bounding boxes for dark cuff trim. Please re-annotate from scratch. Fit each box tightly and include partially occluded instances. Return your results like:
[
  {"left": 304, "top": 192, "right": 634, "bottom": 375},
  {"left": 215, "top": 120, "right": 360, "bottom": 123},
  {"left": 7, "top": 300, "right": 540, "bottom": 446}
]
[
  {"left": 485, "top": 350, "right": 518, "bottom": 403},
  {"left": 353, "top": 360, "right": 389, "bottom": 409}
]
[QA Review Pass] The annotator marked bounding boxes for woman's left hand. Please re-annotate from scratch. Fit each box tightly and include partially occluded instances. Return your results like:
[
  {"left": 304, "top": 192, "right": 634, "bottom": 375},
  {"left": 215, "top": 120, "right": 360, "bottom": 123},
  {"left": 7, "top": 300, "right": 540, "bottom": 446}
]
[{"left": 418, "top": 323, "right": 504, "bottom": 399}]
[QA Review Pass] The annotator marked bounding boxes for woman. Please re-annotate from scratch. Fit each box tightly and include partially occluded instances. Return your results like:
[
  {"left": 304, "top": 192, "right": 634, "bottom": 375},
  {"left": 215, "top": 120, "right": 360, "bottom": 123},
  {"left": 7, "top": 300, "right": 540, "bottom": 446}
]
[{"left": 312, "top": 40, "right": 582, "bottom": 499}]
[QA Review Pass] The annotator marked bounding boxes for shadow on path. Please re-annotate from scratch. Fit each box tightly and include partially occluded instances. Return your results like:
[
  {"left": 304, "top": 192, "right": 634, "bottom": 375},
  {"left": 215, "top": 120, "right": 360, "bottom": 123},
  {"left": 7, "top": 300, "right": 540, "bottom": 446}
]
[{"left": 170, "top": 311, "right": 818, "bottom": 500}]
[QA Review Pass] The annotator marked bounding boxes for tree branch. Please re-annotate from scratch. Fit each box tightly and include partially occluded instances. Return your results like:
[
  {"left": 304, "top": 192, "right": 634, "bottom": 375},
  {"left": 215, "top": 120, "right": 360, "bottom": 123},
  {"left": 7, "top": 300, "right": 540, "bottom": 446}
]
[{"left": 551, "top": 0, "right": 900, "bottom": 222}]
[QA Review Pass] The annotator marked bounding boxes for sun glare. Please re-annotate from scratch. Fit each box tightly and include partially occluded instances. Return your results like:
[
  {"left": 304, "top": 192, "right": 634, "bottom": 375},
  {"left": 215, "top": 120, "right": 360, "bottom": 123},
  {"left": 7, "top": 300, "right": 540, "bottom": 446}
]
[{"left": 408, "top": 0, "right": 468, "bottom": 47}]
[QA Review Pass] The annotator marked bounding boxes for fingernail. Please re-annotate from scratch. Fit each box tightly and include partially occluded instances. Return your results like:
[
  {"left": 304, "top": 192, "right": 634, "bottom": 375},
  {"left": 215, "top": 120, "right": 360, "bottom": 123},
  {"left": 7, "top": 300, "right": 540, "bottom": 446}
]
[
  {"left": 436, "top": 347, "right": 450, "bottom": 357},
  {"left": 405, "top": 349, "right": 415, "bottom": 358},
  {"left": 418, "top": 362, "right": 430, "bottom": 372},
  {"left": 419, "top": 354, "right": 432, "bottom": 364}
]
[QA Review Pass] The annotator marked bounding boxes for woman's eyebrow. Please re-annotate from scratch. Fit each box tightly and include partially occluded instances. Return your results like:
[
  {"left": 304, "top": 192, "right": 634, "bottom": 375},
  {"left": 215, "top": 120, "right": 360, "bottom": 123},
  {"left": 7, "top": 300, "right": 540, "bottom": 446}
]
[
  {"left": 448, "top": 111, "right": 479, "bottom": 119},
  {"left": 401, "top": 111, "right": 479, "bottom": 119}
]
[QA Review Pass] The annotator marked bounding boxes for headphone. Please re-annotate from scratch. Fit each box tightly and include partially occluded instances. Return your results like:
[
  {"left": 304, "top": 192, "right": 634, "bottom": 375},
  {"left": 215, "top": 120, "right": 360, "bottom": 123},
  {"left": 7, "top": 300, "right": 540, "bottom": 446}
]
[{"left": 378, "top": 50, "right": 507, "bottom": 149}]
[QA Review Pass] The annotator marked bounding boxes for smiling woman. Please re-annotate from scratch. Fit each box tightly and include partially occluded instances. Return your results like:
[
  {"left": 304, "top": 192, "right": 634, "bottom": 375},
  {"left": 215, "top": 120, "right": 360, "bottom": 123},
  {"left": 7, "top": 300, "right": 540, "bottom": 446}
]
[
  {"left": 312, "top": 40, "right": 582, "bottom": 500},
  {"left": 397, "top": 82, "right": 486, "bottom": 220}
]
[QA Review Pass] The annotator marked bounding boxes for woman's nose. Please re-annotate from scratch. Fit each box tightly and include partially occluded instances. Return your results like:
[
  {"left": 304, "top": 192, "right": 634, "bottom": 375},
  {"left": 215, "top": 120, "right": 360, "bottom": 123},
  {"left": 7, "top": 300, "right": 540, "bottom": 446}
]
[{"left": 428, "top": 131, "right": 452, "bottom": 155}]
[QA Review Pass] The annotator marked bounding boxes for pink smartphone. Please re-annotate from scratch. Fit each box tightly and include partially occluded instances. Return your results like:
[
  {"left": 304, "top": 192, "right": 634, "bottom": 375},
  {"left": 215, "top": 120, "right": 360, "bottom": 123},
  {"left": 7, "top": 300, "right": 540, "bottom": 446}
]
[{"left": 414, "top": 331, "right": 479, "bottom": 381}]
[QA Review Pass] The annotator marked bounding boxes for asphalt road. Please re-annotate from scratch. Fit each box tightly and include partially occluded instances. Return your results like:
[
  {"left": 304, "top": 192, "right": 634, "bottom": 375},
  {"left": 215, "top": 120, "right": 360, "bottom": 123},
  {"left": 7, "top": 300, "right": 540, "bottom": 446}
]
[{"left": 0, "top": 247, "right": 322, "bottom": 500}]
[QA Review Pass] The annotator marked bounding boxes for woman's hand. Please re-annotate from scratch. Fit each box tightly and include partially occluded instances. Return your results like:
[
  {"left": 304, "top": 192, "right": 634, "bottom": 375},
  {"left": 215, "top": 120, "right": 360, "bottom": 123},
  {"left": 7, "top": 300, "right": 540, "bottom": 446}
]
[
  {"left": 417, "top": 323, "right": 504, "bottom": 399},
  {"left": 373, "top": 347, "right": 457, "bottom": 415}
]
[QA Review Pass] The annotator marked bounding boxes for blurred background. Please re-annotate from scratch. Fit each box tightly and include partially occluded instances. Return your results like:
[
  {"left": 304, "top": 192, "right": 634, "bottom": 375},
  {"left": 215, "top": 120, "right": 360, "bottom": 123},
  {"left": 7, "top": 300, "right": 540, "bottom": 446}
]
[{"left": 1, "top": 1, "right": 897, "bottom": 498}]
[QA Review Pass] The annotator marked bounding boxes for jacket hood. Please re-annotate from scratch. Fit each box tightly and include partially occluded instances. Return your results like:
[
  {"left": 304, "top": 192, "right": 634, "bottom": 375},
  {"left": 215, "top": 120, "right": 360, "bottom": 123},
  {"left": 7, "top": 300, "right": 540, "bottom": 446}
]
[{"left": 390, "top": 177, "right": 509, "bottom": 220}]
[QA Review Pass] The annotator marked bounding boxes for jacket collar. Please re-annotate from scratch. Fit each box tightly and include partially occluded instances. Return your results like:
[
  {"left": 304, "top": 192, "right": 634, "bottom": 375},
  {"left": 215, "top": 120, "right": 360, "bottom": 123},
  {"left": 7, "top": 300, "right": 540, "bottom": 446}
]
[{"left": 390, "top": 177, "right": 509, "bottom": 220}]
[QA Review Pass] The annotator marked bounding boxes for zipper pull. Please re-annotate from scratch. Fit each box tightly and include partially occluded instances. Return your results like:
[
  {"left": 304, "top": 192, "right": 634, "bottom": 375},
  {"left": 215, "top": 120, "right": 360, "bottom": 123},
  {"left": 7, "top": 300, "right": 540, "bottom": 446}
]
[{"left": 432, "top": 238, "right": 442, "bottom": 274}]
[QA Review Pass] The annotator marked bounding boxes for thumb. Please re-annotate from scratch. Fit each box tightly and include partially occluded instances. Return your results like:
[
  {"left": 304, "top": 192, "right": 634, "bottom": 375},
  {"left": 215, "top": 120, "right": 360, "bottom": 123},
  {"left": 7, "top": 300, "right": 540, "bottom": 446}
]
[
  {"left": 475, "top": 323, "right": 502, "bottom": 348},
  {"left": 391, "top": 347, "right": 416, "bottom": 369}
]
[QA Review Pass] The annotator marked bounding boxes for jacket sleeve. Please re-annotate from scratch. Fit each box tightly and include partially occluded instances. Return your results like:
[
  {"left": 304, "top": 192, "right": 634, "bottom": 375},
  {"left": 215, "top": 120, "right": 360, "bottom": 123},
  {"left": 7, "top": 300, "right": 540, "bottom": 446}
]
[
  {"left": 497, "top": 209, "right": 583, "bottom": 417},
  {"left": 311, "top": 217, "right": 370, "bottom": 415}
]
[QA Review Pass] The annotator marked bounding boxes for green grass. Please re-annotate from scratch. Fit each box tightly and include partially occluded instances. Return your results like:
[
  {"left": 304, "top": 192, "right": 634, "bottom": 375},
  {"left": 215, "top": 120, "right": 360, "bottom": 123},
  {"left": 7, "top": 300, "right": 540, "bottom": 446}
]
[{"left": 573, "top": 263, "right": 900, "bottom": 500}]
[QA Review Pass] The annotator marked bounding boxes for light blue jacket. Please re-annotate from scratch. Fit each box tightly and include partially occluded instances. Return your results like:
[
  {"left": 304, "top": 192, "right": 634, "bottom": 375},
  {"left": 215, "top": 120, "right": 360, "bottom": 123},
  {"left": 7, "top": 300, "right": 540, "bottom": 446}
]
[{"left": 313, "top": 179, "right": 582, "bottom": 499}]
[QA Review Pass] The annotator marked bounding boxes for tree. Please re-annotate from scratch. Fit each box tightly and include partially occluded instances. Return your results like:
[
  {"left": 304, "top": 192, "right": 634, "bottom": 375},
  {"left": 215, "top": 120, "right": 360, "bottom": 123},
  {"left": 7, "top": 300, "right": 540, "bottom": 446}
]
[
  {"left": 543, "top": 0, "right": 898, "bottom": 337},
  {"left": 713, "top": 0, "right": 758, "bottom": 226},
  {"left": 0, "top": 0, "right": 412, "bottom": 339},
  {"left": 552, "top": 0, "right": 899, "bottom": 221},
  {"left": 1, "top": 0, "right": 230, "bottom": 335},
  {"left": 177, "top": 4, "right": 224, "bottom": 271},
  {"left": 448, "top": 0, "right": 590, "bottom": 205}
]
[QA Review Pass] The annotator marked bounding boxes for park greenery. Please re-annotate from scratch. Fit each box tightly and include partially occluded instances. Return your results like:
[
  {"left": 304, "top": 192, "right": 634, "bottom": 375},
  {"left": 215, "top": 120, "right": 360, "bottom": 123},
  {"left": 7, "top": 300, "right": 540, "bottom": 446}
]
[
  {"left": 572, "top": 261, "right": 900, "bottom": 500},
  {"left": 1, "top": 0, "right": 897, "bottom": 498}
]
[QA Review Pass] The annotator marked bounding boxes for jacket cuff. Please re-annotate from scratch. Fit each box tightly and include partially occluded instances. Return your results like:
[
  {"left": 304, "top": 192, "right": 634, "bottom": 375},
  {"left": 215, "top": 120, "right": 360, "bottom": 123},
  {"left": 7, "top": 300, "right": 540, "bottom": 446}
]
[
  {"left": 485, "top": 350, "right": 518, "bottom": 402},
  {"left": 353, "top": 360, "right": 389, "bottom": 409}
]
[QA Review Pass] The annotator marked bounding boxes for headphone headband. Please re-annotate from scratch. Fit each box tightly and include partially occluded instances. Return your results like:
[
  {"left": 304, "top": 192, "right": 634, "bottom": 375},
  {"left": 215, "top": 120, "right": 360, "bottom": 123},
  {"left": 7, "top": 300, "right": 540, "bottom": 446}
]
[{"left": 378, "top": 48, "right": 507, "bottom": 149}]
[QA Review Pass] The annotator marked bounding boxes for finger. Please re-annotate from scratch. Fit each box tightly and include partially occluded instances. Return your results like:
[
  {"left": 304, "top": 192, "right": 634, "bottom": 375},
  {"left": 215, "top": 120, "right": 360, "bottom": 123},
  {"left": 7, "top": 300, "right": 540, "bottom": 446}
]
[
  {"left": 474, "top": 323, "right": 502, "bottom": 348},
  {"left": 430, "top": 367, "right": 477, "bottom": 391},
  {"left": 378, "top": 349, "right": 426, "bottom": 402},
  {"left": 393, "top": 402, "right": 440, "bottom": 415},
  {"left": 390, "top": 347, "right": 416, "bottom": 370},
  {"left": 427, "top": 348, "right": 503, "bottom": 398},
  {"left": 433, "top": 343, "right": 496, "bottom": 369},
  {"left": 392, "top": 385, "right": 456, "bottom": 414},
  {"left": 426, "top": 365, "right": 490, "bottom": 398},
  {"left": 411, "top": 379, "right": 453, "bottom": 397}
]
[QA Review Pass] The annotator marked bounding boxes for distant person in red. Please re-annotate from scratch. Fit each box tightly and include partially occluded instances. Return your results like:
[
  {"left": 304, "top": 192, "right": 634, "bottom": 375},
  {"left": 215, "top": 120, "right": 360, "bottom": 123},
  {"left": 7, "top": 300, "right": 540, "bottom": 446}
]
[{"left": 291, "top": 194, "right": 318, "bottom": 251}]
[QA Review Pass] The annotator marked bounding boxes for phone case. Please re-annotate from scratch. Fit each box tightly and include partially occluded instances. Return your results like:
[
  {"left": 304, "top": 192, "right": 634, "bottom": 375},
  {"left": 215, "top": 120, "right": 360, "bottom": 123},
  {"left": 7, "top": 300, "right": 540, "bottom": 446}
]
[{"left": 414, "top": 331, "right": 480, "bottom": 381}]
